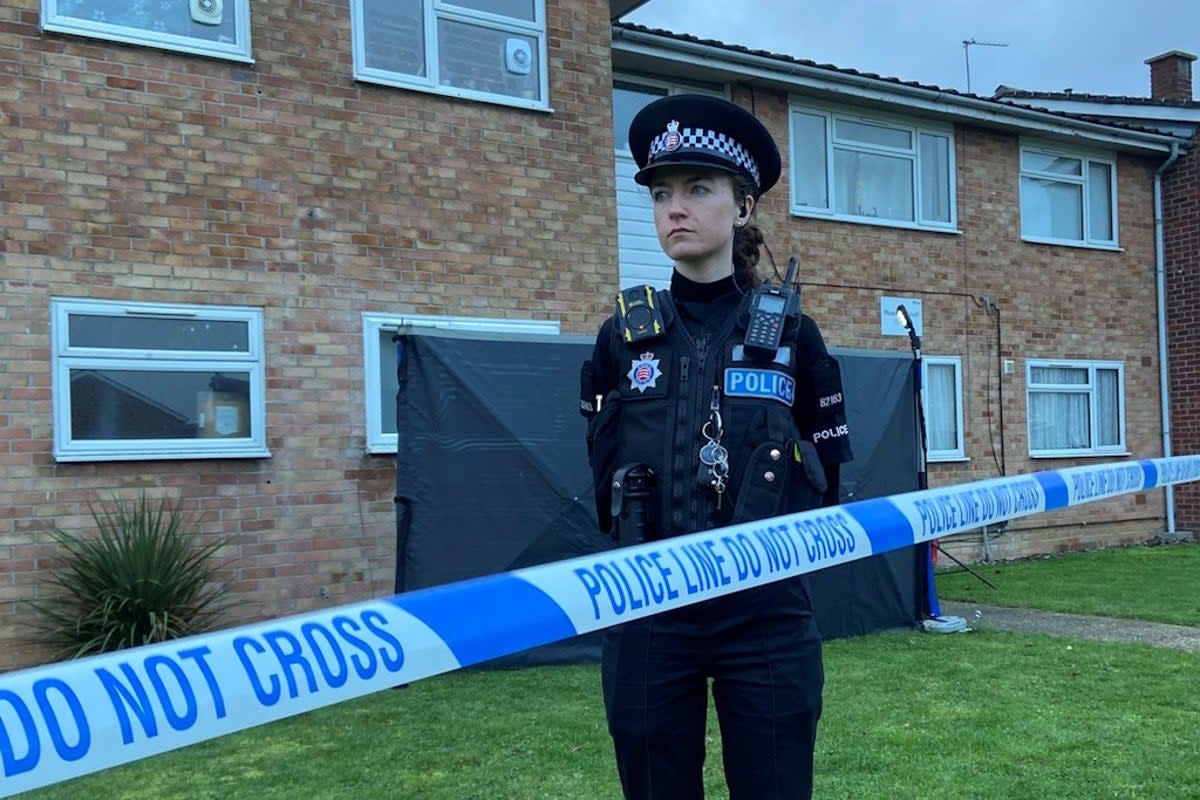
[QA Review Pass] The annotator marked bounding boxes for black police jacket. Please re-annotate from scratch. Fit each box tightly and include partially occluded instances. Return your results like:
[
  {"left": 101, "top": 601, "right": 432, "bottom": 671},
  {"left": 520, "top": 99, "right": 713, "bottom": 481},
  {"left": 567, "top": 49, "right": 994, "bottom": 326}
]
[{"left": 581, "top": 277, "right": 852, "bottom": 541}]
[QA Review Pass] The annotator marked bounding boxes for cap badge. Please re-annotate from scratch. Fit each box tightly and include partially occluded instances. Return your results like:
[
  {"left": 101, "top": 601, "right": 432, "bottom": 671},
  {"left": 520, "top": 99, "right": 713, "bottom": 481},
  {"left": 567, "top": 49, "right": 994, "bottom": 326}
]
[
  {"left": 662, "top": 120, "right": 682, "bottom": 152},
  {"left": 627, "top": 352, "right": 662, "bottom": 393}
]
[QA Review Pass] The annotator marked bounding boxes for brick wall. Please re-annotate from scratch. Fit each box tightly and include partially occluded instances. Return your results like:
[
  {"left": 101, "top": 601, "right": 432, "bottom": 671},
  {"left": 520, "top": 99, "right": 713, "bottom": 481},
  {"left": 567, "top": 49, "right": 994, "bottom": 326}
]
[
  {"left": 0, "top": 0, "right": 617, "bottom": 669},
  {"left": 0, "top": 9, "right": 1172, "bottom": 669},
  {"left": 1164, "top": 132, "right": 1200, "bottom": 532},
  {"left": 732, "top": 94, "right": 1167, "bottom": 562}
]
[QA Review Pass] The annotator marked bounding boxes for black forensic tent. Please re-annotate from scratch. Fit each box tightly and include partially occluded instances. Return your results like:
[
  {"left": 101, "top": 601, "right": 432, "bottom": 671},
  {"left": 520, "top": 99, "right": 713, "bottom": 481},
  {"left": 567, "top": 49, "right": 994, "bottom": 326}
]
[{"left": 394, "top": 330, "right": 926, "bottom": 667}]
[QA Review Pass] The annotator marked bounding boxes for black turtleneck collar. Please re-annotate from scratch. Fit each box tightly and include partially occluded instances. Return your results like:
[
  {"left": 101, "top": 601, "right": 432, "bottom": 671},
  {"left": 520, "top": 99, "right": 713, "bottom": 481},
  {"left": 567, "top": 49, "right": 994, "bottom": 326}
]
[
  {"left": 670, "top": 270, "right": 740, "bottom": 302},
  {"left": 669, "top": 270, "right": 746, "bottom": 337}
]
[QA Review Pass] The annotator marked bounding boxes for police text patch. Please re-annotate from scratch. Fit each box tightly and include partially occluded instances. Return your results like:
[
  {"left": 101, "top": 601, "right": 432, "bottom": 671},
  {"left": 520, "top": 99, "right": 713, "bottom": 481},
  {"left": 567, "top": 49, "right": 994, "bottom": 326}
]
[{"left": 724, "top": 368, "right": 795, "bottom": 406}]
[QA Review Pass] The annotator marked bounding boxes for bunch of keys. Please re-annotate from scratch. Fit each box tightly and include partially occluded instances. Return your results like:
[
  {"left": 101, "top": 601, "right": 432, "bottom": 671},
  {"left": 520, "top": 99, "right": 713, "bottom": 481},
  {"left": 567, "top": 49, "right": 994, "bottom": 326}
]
[{"left": 699, "top": 385, "right": 729, "bottom": 509}]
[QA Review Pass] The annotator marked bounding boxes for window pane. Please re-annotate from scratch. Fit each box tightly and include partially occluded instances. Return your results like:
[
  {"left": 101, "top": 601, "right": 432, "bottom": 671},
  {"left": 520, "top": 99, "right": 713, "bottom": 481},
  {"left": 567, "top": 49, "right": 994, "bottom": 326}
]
[
  {"left": 613, "top": 83, "right": 667, "bottom": 152},
  {"left": 52, "top": 0, "right": 239, "bottom": 44},
  {"left": 1022, "top": 151, "right": 1082, "bottom": 176},
  {"left": 378, "top": 330, "right": 399, "bottom": 435},
  {"left": 925, "top": 362, "right": 958, "bottom": 452},
  {"left": 68, "top": 315, "right": 249, "bottom": 352},
  {"left": 449, "top": 0, "right": 535, "bottom": 21},
  {"left": 437, "top": 19, "right": 540, "bottom": 101},
  {"left": 834, "top": 118, "right": 911, "bottom": 150},
  {"left": 792, "top": 112, "right": 828, "bottom": 209},
  {"left": 1097, "top": 368, "right": 1120, "bottom": 446},
  {"left": 834, "top": 149, "right": 913, "bottom": 221},
  {"left": 1021, "top": 176, "right": 1083, "bottom": 240},
  {"left": 69, "top": 369, "right": 252, "bottom": 440},
  {"left": 1029, "top": 392, "right": 1090, "bottom": 450},
  {"left": 919, "top": 133, "right": 951, "bottom": 223},
  {"left": 362, "top": 0, "right": 425, "bottom": 76},
  {"left": 1030, "top": 366, "right": 1088, "bottom": 385},
  {"left": 1088, "top": 162, "right": 1114, "bottom": 241}
]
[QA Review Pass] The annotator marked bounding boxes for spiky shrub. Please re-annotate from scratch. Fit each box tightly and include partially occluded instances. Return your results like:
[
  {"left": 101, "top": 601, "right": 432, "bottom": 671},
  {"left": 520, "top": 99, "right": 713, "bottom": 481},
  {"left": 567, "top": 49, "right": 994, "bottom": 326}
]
[{"left": 29, "top": 493, "right": 235, "bottom": 659}]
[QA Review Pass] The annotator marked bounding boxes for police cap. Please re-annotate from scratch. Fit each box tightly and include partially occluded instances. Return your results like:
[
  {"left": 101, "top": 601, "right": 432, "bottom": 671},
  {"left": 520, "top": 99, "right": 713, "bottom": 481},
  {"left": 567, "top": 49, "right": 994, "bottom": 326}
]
[{"left": 628, "top": 94, "right": 782, "bottom": 198}]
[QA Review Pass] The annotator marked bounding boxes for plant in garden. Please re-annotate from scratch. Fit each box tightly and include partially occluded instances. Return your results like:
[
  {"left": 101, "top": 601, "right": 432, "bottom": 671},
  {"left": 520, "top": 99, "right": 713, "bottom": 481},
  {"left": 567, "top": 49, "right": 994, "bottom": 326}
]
[{"left": 28, "top": 493, "right": 236, "bottom": 659}]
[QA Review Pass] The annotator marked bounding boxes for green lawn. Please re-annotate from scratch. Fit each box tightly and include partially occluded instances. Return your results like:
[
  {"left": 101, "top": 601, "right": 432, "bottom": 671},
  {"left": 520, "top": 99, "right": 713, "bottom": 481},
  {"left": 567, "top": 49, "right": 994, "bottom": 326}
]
[
  {"left": 16, "top": 544, "right": 1200, "bottom": 800},
  {"left": 935, "top": 542, "right": 1200, "bottom": 625}
]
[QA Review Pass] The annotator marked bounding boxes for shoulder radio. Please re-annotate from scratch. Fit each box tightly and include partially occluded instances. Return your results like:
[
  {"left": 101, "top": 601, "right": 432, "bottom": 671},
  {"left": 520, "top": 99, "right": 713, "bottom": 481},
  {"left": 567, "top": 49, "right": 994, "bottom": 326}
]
[{"left": 744, "top": 256, "right": 802, "bottom": 359}]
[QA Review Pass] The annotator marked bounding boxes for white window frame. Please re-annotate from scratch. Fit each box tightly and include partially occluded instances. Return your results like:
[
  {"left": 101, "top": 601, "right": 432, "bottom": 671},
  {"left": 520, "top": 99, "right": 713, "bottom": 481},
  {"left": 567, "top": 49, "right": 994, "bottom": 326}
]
[
  {"left": 50, "top": 298, "right": 268, "bottom": 462},
  {"left": 1026, "top": 359, "right": 1126, "bottom": 458},
  {"left": 787, "top": 101, "right": 958, "bottom": 233},
  {"left": 363, "top": 312, "right": 560, "bottom": 453},
  {"left": 1019, "top": 140, "right": 1119, "bottom": 249},
  {"left": 922, "top": 355, "right": 966, "bottom": 462},
  {"left": 41, "top": 0, "right": 253, "bottom": 63},
  {"left": 350, "top": 0, "right": 549, "bottom": 112}
]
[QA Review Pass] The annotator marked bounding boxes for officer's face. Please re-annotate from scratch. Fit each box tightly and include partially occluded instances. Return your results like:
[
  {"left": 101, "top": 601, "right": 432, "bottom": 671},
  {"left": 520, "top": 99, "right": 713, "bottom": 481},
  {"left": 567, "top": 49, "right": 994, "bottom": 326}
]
[{"left": 649, "top": 167, "right": 749, "bottom": 277}]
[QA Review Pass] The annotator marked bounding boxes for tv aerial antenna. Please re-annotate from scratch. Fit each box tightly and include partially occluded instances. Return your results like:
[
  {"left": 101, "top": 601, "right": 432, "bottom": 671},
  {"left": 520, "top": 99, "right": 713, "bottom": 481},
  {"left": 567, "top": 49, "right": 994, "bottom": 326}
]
[{"left": 962, "top": 38, "right": 1009, "bottom": 95}]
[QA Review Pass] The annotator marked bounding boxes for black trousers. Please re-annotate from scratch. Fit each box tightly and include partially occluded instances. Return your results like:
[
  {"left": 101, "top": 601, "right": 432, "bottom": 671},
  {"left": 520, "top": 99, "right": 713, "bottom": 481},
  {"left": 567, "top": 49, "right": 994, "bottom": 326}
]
[{"left": 601, "top": 578, "right": 824, "bottom": 800}]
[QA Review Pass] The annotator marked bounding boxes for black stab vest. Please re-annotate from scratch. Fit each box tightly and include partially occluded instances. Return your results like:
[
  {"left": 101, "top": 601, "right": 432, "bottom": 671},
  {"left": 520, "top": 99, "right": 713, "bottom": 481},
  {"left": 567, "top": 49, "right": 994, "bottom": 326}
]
[{"left": 603, "top": 291, "right": 825, "bottom": 541}]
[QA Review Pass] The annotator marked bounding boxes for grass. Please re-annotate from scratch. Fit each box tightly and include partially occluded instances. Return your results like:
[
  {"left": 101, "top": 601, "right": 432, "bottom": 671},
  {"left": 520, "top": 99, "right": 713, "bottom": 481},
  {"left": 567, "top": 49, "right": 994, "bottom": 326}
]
[
  {"left": 934, "top": 541, "right": 1200, "bottom": 625},
  {"left": 16, "top": 544, "right": 1200, "bottom": 800}
]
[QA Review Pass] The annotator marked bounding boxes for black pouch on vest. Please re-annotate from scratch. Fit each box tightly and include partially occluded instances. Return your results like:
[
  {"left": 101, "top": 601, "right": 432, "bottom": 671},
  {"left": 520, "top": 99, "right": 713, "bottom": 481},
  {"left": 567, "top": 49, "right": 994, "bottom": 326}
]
[{"left": 785, "top": 439, "right": 827, "bottom": 514}]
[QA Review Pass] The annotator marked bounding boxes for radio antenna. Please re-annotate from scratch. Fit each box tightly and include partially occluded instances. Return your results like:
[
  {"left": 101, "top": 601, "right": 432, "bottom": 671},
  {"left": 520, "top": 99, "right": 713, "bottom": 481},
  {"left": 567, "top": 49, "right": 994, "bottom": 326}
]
[{"left": 962, "top": 38, "right": 1009, "bottom": 95}]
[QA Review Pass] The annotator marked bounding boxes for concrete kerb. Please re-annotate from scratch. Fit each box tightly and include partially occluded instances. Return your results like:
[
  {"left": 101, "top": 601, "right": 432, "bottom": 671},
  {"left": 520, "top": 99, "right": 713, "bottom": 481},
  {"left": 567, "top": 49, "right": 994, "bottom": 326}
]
[{"left": 938, "top": 600, "right": 1200, "bottom": 654}]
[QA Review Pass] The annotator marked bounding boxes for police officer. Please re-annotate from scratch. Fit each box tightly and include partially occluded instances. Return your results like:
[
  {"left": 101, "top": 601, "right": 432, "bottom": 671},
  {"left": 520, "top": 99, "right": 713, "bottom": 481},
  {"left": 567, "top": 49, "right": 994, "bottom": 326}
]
[{"left": 580, "top": 94, "right": 853, "bottom": 800}]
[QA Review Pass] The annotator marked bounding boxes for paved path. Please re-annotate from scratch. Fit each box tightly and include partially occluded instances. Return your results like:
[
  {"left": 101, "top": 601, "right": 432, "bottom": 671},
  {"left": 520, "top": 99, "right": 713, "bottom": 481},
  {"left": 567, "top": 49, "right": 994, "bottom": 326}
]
[{"left": 938, "top": 600, "right": 1200, "bottom": 654}]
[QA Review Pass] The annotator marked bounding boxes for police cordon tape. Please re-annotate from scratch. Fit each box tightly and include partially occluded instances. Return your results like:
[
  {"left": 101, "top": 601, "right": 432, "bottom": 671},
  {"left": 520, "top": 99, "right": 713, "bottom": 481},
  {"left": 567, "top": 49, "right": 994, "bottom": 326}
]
[{"left": 3, "top": 455, "right": 1200, "bottom": 796}]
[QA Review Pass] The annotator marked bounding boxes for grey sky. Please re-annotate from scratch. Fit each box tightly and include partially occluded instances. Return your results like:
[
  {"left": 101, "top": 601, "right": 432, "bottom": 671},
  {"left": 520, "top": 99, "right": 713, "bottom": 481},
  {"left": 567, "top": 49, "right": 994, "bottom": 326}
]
[{"left": 623, "top": 0, "right": 1200, "bottom": 99}]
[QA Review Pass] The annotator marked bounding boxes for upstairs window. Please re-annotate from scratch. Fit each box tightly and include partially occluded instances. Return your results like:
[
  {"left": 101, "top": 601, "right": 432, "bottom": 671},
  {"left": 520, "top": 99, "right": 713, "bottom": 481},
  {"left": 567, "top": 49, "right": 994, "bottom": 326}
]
[
  {"left": 1027, "top": 360, "right": 1125, "bottom": 457},
  {"left": 789, "top": 102, "right": 956, "bottom": 231},
  {"left": 51, "top": 298, "right": 268, "bottom": 462},
  {"left": 1020, "top": 143, "right": 1117, "bottom": 248},
  {"left": 41, "top": 0, "right": 253, "bottom": 62},
  {"left": 352, "top": 0, "right": 547, "bottom": 110}
]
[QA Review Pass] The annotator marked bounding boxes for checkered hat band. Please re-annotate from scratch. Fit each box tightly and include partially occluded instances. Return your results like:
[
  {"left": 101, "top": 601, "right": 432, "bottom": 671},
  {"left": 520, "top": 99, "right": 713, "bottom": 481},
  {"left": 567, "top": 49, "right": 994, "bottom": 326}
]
[{"left": 648, "top": 127, "right": 760, "bottom": 186}]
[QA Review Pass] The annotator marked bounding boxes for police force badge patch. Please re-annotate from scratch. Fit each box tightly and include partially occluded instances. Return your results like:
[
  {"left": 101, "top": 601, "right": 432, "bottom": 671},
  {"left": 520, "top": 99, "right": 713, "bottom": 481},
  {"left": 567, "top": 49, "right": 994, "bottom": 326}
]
[{"left": 627, "top": 352, "right": 662, "bottom": 393}]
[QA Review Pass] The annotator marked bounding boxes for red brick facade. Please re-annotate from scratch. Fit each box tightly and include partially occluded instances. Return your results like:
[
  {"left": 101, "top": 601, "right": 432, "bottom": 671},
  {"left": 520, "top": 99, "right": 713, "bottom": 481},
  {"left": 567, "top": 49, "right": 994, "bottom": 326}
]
[
  {"left": 0, "top": 4, "right": 1173, "bottom": 669},
  {"left": 0, "top": 0, "right": 618, "bottom": 669},
  {"left": 1164, "top": 132, "right": 1200, "bottom": 531}
]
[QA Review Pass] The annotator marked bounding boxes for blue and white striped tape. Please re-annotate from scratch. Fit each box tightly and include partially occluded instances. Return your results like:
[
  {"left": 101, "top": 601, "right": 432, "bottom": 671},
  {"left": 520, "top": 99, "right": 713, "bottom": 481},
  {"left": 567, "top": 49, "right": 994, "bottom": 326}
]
[{"left": 2, "top": 456, "right": 1199, "bottom": 797}]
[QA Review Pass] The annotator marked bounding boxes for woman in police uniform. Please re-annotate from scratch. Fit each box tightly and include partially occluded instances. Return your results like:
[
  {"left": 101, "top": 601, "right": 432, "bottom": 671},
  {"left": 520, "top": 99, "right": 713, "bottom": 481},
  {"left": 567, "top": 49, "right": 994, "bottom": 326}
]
[{"left": 580, "top": 95, "right": 853, "bottom": 800}]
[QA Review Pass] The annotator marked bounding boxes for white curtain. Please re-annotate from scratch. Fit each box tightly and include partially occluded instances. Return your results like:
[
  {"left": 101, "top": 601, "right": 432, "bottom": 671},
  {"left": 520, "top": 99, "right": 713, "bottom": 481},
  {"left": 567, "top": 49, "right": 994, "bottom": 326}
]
[
  {"left": 1029, "top": 366, "right": 1090, "bottom": 451},
  {"left": 925, "top": 362, "right": 958, "bottom": 453}
]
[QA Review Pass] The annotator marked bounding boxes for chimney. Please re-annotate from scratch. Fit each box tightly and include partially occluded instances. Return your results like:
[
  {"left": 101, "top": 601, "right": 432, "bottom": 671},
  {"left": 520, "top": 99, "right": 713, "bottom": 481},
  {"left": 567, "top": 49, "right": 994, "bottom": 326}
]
[{"left": 1145, "top": 50, "right": 1197, "bottom": 102}]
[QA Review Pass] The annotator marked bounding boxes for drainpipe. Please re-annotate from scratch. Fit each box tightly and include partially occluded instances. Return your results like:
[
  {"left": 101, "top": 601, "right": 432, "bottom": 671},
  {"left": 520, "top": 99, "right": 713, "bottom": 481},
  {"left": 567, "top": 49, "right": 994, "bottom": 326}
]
[{"left": 1154, "top": 141, "right": 1181, "bottom": 534}]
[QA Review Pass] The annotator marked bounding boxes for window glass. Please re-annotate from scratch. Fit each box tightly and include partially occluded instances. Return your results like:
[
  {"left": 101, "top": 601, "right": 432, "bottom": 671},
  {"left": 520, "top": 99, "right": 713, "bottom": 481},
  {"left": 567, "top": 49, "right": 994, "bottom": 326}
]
[
  {"left": 362, "top": 0, "right": 424, "bottom": 76},
  {"left": 613, "top": 83, "right": 667, "bottom": 152},
  {"left": 1096, "top": 368, "right": 1120, "bottom": 446},
  {"left": 1022, "top": 151, "right": 1082, "bottom": 176},
  {"left": 925, "top": 361, "right": 959, "bottom": 453},
  {"left": 792, "top": 112, "right": 828, "bottom": 209},
  {"left": 789, "top": 104, "right": 955, "bottom": 232},
  {"left": 70, "top": 369, "right": 252, "bottom": 440},
  {"left": 51, "top": 298, "right": 267, "bottom": 461},
  {"left": 449, "top": 0, "right": 535, "bottom": 21},
  {"left": 834, "top": 150, "right": 913, "bottom": 221},
  {"left": 1027, "top": 360, "right": 1123, "bottom": 456},
  {"left": 68, "top": 315, "right": 249, "bottom": 352},
  {"left": 436, "top": 18, "right": 540, "bottom": 101},
  {"left": 43, "top": 0, "right": 250, "bottom": 60},
  {"left": 1022, "top": 177, "right": 1083, "bottom": 240},
  {"left": 919, "top": 133, "right": 951, "bottom": 223},
  {"left": 834, "top": 118, "right": 911, "bottom": 150},
  {"left": 1029, "top": 392, "right": 1091, "bottom": 450},
  {"left": 354, "top": 0, "right": 546, "bottom": 108},
  {"left": 1031, "top": 365, "right": 1088, "bottom": 384},
  {"left": 1088, "top": 161, "right": 1114, "bottom": 241}
]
